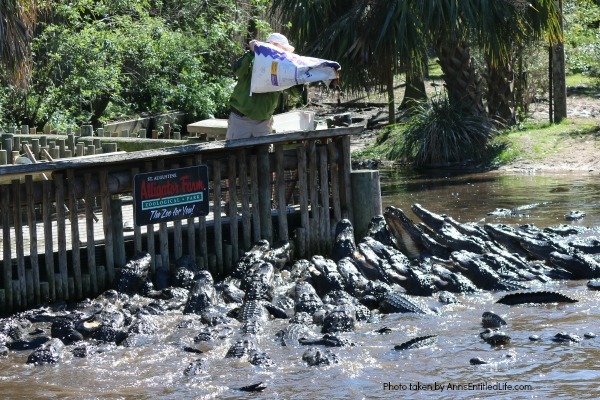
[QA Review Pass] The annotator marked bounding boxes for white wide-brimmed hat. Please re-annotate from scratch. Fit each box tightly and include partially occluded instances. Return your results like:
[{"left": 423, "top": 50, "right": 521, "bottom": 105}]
[{"left": 265, "top": 33, "right": 295, "bottom": 52}]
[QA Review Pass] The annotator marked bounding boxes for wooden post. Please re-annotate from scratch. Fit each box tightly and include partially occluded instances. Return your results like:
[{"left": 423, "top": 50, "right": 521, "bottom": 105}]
[
  {"left": 111, "top": 195, "right": 126, "bottom": 268},
  {"left": 238, "top": 149, "right": 251, "bottom": 250},
  {"left": 1, "top": 185, "right": 13, "bottom": 313},
  {"left": 67, "top": 169, "right": 82, "bottom": 298},
  {"left": 145, "top": 162, "right": 156, "bottom": 274},
  {"left": 318, "top": 145, "right": 331, "bottom": 252},
  {"left": 249, "top": 154, "right": 261, "bottom": 243},
  {"left": 227, "top": 154, "right": 239, "bottom": 265},
  {"left": 213, "top": 160, "right": 224, "bottom": 277},
  {"left": 25, "top": 175, "right": 40, "bottom": 304},
  {"left": 351, "top": 170, "right": 382, "bottom": 241},
  {"left": 296, "top": 146, "right": 310, "bottom": 258},
  {"left": 84, "top": 173, "right": 98, "bottom": 295},
  {"left": 54, "top": 173, "right": 69, "bottom": 299},
  {"left": 42, "top": 180, "right": 55, "bottom": 301},
  {"left": 275, "top": 144, "right": 288, "bottom": 241},
  {"left": 257, "top": 145, "right": 272, "bottom": 243},
  {"left": 100, "top": 170, "right": 115, "bottom": 285}
]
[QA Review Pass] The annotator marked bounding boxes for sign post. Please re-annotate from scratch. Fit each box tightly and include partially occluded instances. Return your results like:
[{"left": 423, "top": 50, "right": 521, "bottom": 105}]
[{"left": 133, "top": 166, "right": 209, "bottom": 226}]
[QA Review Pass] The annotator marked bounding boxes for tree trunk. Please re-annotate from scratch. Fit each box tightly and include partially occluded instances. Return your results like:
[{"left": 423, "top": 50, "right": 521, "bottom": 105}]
[
  {"left": 436, "top": 39, "right": 484, "bottom": 116},
  {"left": 551, "top": 0, "right": 567, "bottom": 122},
  {"left": 400, "top": 71, "right": 426, "bottom": 111},
  {"left": 387, "top": 70, "right": 396, "bottom": 125},
  {"left": 485, "top": 57, "right": 515, "bottom": 124}
]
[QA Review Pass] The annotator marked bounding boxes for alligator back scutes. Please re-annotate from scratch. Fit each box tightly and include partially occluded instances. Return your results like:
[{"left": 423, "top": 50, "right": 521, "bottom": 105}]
[
  {"left": 496, "top": 291, "right": 578, "bottom": 305},
  {"left": 394, "top": 334, "right": 438, "bottom": 351},
  {"left": 380, "top": 291, "right": 433, "bottom": 314}
]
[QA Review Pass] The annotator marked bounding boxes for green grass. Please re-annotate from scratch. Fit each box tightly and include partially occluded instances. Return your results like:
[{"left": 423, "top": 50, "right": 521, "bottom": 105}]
[
  {"left": 566, "top": 73, "right": 598, "bottom": 87},
  {"left": 490, "top": 119, "right": 599, "bottom": 164}
]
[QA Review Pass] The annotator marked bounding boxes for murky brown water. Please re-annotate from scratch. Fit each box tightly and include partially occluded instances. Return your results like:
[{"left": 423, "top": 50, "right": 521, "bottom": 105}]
[{"left": 1, "top": 168, "right": 599, "bottom": 399}]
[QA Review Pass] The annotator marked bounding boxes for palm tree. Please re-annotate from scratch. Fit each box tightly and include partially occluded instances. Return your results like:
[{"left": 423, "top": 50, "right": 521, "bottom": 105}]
[
  {"left": 0, "top": 0, "right": 37, "bottom": 87},
  {"left": 271, "top": 0, "right": 427, "bottom": 125},
  {"left": 272, "top": 0, "right": 562, "bottom": 124}
]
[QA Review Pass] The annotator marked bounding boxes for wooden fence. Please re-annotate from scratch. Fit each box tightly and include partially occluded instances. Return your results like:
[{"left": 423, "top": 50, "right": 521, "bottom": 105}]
[{"left": 0, "top": 126, "right": 370, "bottom": 315}]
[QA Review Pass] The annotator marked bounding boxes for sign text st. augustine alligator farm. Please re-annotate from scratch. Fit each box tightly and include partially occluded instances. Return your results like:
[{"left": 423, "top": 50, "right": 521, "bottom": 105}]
[{"left": 133, "top": 166, "right": 209, "bottom": 226}]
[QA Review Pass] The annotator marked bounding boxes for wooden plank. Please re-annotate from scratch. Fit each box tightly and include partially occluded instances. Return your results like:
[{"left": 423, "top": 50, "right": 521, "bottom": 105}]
[
  {"left": 308, "top": 141, "right": 319, "bottom": 216},
  {"left": 42, "top": 180, "right": 55, "bottom": 301},
  {"left": 0, "top": 126, "right": 364, "bottom": 181},
  {"left": 25, "top": 175, "right": 40, "bottom": 304},
  {"left": 1, "top": 185, "right": 13, "bottom": 312},
  {"left": 84, "top": 173, "right": 97, "bottom": 295},
  {"left": 67, "top": 169, "right": 82, "bottom": 298},
  {"left": 157, "top": 159, "right": 169, "bottom": 273},
  {"left": 308, "top": 141, "right": 319, "bottom": 254},
  {"left": 238, "top": 149, "right": 251, "bottom": 250},
  {"left": 132, "top": 168, "right": 143, "bottom": 254},
  {"left": 257, "top": 145, "right": 272, "bottom": 244},
  {"left": 195, "top": 155, "right": 207, "bottom": 267},
  {"left": 172, "top": 163, "right": 183, "bottom": 261},
  {"left": 318, "top": 145, "right": 331, "bottom": 252},
  {"left": 227, "top": 154, "right": 239, "bottom": 265},
  {"left": 144, "top": 162, "right": 156, "bottom": 274},
  {"left": 12, "top": 180, "right": 27, "bottom": 307},
  {"left": 110, "top": 195, "right": 126, "bottom": 268},
  {"left": 212, "top": 160, "right": 224, "bottom": 277},
  {"left": 54, "top": 173, "right": 69, "bottom": 299},
  {"left": 100, "top": 170, "right": 115, "bottom": 286},
  {"left": 340, "top": 136, "right": 354, "bottom": 223},
  {"left": 185, "top": 159, "right": 196, "bottom": 260},
  {"left": 328, "top": 141, "right": 342, "bottom": 222},
  {"left": 296, "top": 146, "right": 310, "bottom": 258},
  {"left": 275, "top": 144, "right": 288, "bottom": 241},
  {"left": 249, "top": 154, "right": 261, "bottom": 243}
]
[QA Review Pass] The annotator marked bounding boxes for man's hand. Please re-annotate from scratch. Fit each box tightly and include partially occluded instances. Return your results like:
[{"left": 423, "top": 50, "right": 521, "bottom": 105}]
[{"left": 249, "top": 40, "right": 258, "bottom": 51}]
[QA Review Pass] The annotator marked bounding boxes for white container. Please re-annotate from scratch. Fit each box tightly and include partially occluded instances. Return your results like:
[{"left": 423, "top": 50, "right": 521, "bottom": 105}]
[{"left": 273, "top": 111, "right": 316, "bottom": 133}]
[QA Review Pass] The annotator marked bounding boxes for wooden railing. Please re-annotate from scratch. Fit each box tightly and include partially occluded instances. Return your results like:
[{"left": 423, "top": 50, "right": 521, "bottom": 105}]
[{"left": 0, "top": 127, "right": 365, "bottom": 314}]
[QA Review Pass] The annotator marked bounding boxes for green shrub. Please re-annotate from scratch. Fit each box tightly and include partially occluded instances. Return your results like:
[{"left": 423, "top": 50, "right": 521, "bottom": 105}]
[{"left": 387, "top": 94, "right": 499, "bottom": 167}]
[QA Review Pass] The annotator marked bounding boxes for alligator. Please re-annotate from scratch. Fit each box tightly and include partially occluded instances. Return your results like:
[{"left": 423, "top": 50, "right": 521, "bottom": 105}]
[
  {"left": 366, "top": 215, "right": 396, "bottom": 247},
  {"left": 496, "top": 291, "right": 578, "bottom": 305},
  {"left": 294, "top": 281, "right": 324, "bottom": 315},
  {"left": 552, "top": 332, "right": 582, "bottom": 343},
  {"left": 183, "top": 358, "right": 206, "bottom": 376},
  {"left": 331, "top": 219, "right": 357, "bottom": 262},
  {"left": 172, "top": 255, "right": 200, "bottom": 290},
  {"left": 302, "top": 347, "right": 339, "bottom": 366},
  {"left": 310, "top": 255, "right": 345, "bottom": 296},
  {"left": 116, "top": 252, "right": 153, "bottom": 295},
  {"left": 481, "top": 311, "right": 507, "bottom": 328},
  {"left": 565, "top": 210, "right": 586, "bottom": 221},
  {"left": 412, "top": 203, "right": 446, "bottom": 232},
  {"left": 480, "top": 328, "right": 511, "bottom": 345},
  {"left": 450, "top": 251, "right": 529, "bottom": 291},
  {"left": 548, "top": 251, "right": 600, "bottom": 279},
  {"left": 379, "top": 291, "right": 434, "bottom": 315},
  {"left": 336, "top": 257, "right": 370, "bottom": 296},
  {"left": 183, "top": 270, "right": 216, "bottom": 314},
  {"left": 299, "top": 333, "right": 353, "bottom": 347},
  {"left": 26, "top": 338, "right": 65, "bottom": 365},
  {"left": 321, "top": 304, "right": 356, "bottom": 333},
  {"left": 238, "top": 382, "right": 267, "bottom": 392},
  {"left": 383, "top": 206, "right": 424, "bottom": 259},
  {"left": 394, "top": 334, "right": 438, "bottom": 351}
]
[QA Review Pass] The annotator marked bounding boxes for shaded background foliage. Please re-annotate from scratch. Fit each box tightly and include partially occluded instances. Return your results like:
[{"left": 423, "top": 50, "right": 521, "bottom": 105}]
[
  {"left": 0, "top": 0, "right": 598, "bottom": 141},
  {"left": 0, "top": 0, "right": 269, "bottom": 129}
]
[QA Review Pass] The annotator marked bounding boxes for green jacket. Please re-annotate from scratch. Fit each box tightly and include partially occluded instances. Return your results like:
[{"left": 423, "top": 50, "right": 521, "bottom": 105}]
[{"left": 228, "top": 51, "right": 280, "bottom": 121}]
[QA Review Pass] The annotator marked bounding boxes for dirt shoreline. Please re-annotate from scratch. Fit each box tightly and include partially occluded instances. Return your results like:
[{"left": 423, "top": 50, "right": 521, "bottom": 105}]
[{"left": 319, "top": 92, "right": 600, "bottom": 173}]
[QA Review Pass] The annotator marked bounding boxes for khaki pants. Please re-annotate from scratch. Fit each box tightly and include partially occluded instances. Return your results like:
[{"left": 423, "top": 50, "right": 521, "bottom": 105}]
[{"left": 226, "top": 112, "right": 273, "bottom": 140}]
